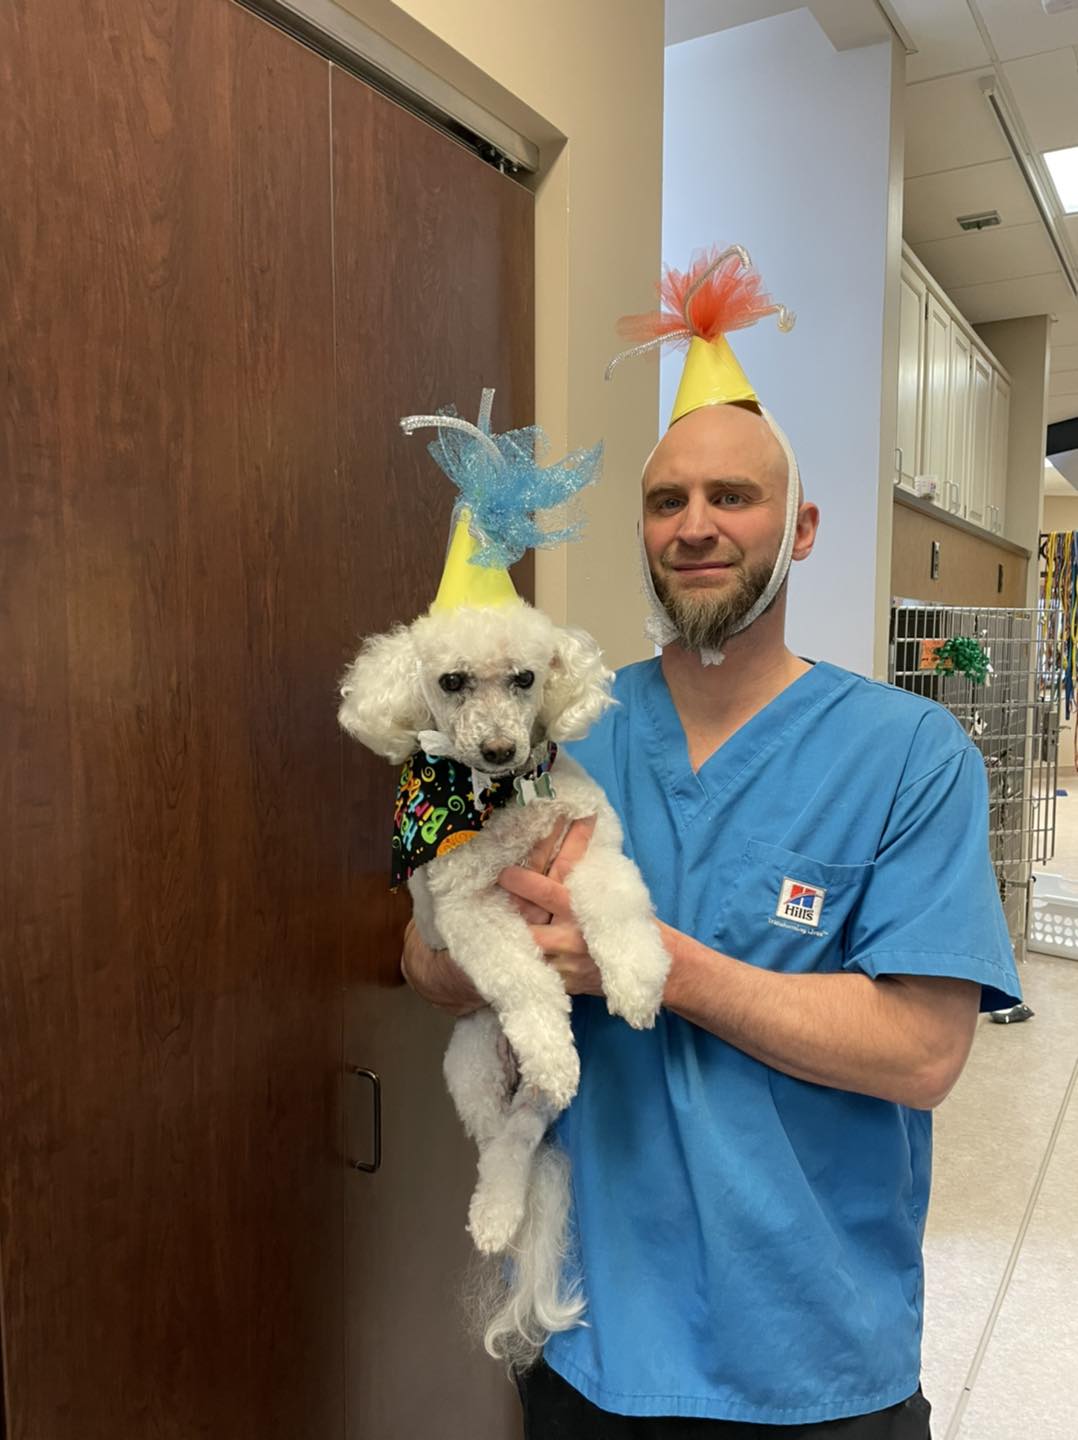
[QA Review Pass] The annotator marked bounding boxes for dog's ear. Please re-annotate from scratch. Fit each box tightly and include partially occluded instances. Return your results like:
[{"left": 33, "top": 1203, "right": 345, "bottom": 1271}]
[
  {"left": 539, "top": 626, "right": 615, "bottom": 742},
  {"left": 337, "top": 626, "right": 431, "bottom": 764}
]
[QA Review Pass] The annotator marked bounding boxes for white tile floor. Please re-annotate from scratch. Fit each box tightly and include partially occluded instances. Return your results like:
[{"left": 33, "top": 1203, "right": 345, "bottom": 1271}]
[{"left": 920, "top": 764, "right": 1078, "bottom": 1439}]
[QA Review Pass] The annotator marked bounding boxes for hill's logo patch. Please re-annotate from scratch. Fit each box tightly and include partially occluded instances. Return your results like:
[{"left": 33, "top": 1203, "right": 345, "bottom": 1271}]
[{"left": 776, "top": 877, "right": 826, "bottom": 928}]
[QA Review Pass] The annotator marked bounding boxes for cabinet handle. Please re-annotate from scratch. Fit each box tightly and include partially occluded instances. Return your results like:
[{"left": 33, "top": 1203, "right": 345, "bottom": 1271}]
[
  {"left": 350, "top": 1067, "right": 382, "bottom": 1173},
  {"left": 895, "top": 446, "right": 903, "bottom": 477}
]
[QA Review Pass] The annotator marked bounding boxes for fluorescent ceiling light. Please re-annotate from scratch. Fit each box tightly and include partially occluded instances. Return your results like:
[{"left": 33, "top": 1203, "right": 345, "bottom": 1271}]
[{"left": 1044, "top": 147, "right": 1078, "bottom": 213}]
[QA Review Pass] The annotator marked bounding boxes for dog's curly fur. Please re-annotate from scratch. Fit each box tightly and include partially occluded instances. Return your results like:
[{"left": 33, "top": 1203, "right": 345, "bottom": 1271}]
[{"left": 339, "top": 601, "right": 669, "bottom": 1369}]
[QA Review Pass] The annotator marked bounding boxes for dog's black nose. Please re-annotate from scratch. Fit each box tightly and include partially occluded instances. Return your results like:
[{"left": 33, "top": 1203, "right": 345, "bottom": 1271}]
[{"left": 481, "top": 742, "right": 516, "bottom": 767}]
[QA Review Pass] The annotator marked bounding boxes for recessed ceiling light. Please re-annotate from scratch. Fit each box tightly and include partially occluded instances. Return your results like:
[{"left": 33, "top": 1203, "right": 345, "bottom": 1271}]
[
  {"left": 1044, "top": 147, "right": 1078, "bottom": 213},
  {"left": 957, "top": 210, "right": 1001, "bottom": 231}
]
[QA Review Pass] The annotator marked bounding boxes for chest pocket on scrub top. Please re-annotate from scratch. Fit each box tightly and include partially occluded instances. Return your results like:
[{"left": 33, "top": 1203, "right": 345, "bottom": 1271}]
[{"left": 714, "top": 839, "right": 873, "bottom": 975}]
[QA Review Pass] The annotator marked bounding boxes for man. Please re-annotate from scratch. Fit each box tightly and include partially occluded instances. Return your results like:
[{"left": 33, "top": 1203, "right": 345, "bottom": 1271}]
[{"left": 404, "top": 264, "right": 1021, "bottom": 1436}]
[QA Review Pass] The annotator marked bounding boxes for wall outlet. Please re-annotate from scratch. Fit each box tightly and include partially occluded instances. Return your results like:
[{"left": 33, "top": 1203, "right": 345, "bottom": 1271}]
[{"left": 930, "top": 541, "right": 940, "bottom": 580}]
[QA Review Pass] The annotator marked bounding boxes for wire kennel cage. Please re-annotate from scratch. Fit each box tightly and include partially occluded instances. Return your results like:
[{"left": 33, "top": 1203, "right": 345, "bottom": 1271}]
[{"left": 889, "top": 602, "right": 1063, "bottom": 963}]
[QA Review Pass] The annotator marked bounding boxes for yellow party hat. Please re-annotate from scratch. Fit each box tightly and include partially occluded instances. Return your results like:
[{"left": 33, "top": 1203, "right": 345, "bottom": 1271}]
[
  {"left": 606, "top": 245, "right": 794, "bottom": 427},
  {"left": 429, "top": 506, "right": 519, "bottom": 613},
  {"left": 400, "top": 388, "right": 603, "bottom": 615}
]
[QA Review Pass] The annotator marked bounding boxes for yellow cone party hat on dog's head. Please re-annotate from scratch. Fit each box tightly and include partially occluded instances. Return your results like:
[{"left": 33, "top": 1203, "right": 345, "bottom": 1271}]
[{"left": 400, "top": 387, "right": 602, "bottom": 615}]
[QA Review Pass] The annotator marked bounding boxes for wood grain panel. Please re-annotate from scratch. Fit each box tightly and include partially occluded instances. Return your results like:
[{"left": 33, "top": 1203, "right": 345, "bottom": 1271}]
[
  {"left": 330, "top": 68, "right": 533, "bottom": 1440},
  {"left": 1, "top": 2, "right": 344, "bottom": 1435},
  {"left": 892, "top": 504, "right": 1029, "bottom": 607}
]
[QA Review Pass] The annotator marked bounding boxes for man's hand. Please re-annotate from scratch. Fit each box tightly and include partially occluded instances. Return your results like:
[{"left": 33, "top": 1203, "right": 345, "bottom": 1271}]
[
  {"left": 400, "top": 919, "right": 485, "bottom": 1017},
  {"left": 498, "top": 819, "right": 604, "bottom": 999},
  {"left": 401, "top": 816, "right": 600, "bottom": 1011}
]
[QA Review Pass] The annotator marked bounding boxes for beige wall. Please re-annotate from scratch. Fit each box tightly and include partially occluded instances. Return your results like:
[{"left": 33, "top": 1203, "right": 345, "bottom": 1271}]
[
  {"left": 1043, "top": 494, "right": 1078, "bottom": 531},
  {"left": 891, "top": 503, "right": 1027, "bottom": 607},
  {"left": 331, "top": 0, "right": 665, "bottom": 666}
]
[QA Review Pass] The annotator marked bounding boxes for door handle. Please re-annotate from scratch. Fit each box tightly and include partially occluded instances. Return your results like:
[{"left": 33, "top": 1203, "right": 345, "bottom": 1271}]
[{"left": 350, "top": 1067, "right": 382, "bottom": 1173}]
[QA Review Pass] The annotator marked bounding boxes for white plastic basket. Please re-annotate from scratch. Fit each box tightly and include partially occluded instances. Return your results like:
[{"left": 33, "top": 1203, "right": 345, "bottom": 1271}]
[{"left": 1028, "top": 872, "right": 1078, "bottom": 960}]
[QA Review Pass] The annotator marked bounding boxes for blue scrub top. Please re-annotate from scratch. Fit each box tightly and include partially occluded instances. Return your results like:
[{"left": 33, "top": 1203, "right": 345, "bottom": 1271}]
[{"left": 547, "top": 657, "right": 1021, "bottom": 1424}]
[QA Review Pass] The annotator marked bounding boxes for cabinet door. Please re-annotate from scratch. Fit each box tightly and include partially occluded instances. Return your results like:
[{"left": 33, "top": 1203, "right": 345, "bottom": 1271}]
[
  {"left": 989, "top": 373, "right": 1010, "bottom": 536},
  {"left": 967, "top": 350, "right": 993, "bottom": 529},
  {"left": 921, "top": 292, "right": 951, "bottom": 499},
  {"left": 948, "top": 326, "right": 973, "bottom": 518},
  {"left": 896, "top": 262, "right": 926, "bottom": 492}
]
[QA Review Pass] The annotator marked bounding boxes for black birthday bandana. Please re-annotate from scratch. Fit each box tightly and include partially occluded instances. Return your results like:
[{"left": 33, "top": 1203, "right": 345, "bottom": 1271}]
[{"left": 391, "top": 743, "right": 558, "bottom": 889}]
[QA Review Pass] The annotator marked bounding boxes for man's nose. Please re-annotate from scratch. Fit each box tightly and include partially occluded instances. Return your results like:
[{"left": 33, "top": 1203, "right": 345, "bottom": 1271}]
[{"left": 674, "top": 494, "right": 721, "bottom": 545}]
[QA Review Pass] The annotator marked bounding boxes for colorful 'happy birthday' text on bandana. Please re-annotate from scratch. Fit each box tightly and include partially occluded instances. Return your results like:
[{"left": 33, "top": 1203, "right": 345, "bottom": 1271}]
[{"left": 390, "top": 744, "right": 557, "bottom": 889}]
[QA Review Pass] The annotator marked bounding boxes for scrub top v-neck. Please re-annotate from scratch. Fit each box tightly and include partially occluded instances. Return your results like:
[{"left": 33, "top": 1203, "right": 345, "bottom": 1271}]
[{"left": 547, "top": 656, "right": 1021, "bottom": 1426}]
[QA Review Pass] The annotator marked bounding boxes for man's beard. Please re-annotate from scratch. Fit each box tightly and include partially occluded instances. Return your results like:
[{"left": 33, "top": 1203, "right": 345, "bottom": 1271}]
[{"left": 651, "top": 550, "right": 777, "bottom": 652}]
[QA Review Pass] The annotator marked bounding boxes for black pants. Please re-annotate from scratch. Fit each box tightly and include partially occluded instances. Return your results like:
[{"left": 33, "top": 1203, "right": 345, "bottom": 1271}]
[{"left": 517, "top": 1362, "right": 932, "bottom": 1440}]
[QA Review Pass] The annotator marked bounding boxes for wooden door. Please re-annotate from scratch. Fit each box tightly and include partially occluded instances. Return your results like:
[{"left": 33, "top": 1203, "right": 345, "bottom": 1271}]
[
  {"left": 1, "top": 1, "right": 531, "bottom": 1436},
  {"left": 332, "top": 67, "right": 531, "bottom": 1440},
  {"left": 1, "top": 2, "right": 345, "bottom": 1434}
]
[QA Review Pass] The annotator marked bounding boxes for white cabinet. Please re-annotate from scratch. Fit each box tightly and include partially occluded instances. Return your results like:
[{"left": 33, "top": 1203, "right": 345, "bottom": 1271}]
[
  {"left": 896, "top": 261, "right": 926, "bottom": 494},
  {"left": 921, "top": 291, "right": 951, "bottom": 501},
  {"left": 947, "top": 326, "right": 972, "bottom": 519},
  {"left": 967, "top": 350, "right": 993, "bottom": 530},
  {"left": 893, "top": 245, "right": 1010, "bottom": 537},
  {"left": 988, "top": 373, "right": 1010, "bottom": 536}
]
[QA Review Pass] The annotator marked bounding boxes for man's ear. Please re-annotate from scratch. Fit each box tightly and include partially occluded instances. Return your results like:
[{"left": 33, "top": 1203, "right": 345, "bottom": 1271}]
[
  {"left": 539, "top": 627, "right": 614, "bottom": 742},
  {"left": 792, "top": 502, "right": 820, "bottom": 562},
  {"left": 338, "top": 626, "right": 431, "bottom": 764}
]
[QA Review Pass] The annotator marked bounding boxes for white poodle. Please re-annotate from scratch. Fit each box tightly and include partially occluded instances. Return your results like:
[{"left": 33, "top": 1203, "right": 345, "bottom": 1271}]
[{"left": 338, "top": 598, "right": 669, "bottom": 1365}]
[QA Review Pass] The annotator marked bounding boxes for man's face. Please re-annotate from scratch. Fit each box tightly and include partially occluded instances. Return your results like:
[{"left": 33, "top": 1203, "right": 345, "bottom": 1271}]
[{"left": 642, "top": 404, "right": 796, "bottom": 653}]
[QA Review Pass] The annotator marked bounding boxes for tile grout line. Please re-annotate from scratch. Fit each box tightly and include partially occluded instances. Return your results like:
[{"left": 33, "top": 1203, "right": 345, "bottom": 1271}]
[{"left": 942, "top": 1044, "right": 1078, "bottom": 1440}]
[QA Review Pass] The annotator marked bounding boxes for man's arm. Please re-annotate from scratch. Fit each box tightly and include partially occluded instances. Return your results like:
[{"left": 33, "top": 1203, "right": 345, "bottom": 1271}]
[
  {"left": 660, "top": 922, "right": 979, "bottom": 1110},
  {"left": 499, "top": 867, "right": 980, "bottom": 1111}
]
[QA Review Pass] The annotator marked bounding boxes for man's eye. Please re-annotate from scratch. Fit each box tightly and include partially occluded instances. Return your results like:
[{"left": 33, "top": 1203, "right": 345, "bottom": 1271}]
[
  {"left": 511, "top": 670, "right": 535, "bottom": 690},
  {"left": 439, "top": 672, "right": 466, "bottom": 693},
  {"left": 717, "top": 493, "right": 746, "bottom": 506}
]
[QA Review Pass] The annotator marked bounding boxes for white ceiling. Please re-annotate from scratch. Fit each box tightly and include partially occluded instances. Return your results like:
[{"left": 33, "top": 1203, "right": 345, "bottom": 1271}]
[
  {"left": 665, "top": 0, "right": 1078, "bottom": 436},
  {"left": 896, "top": 0, "right": 1078, "bottom": 426}
]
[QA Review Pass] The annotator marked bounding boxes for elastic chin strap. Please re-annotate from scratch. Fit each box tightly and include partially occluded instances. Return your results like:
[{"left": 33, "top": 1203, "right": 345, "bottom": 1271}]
[{"left": 640, "top": 407, "right": 801, "bottom": 667}]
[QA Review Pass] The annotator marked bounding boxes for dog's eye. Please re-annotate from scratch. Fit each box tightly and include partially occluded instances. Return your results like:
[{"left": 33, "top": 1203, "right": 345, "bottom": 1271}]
[
  {"left": 439, "top": 672, "right": 467, "bottom": 693},
  {"left": 511, "top": 670, "right": 535, "bottom": 690}
]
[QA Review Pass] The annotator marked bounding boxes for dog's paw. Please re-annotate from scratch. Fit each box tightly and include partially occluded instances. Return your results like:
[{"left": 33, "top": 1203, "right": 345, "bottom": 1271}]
[
  {"left": 517, "top": 1043, "right": 580, "bottom": 1111},
  {"left": 600, "top": 936, "right": 670, "bottom": 1030},
  {"left": 468, "top": 1186, "right": 527, "bottom": 1255}
]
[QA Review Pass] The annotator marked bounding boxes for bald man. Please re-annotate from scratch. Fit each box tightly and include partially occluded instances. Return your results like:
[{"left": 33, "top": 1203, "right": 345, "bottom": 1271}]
[{"left": 404, "top": 402, "right": 1020, "bottom": 1439}]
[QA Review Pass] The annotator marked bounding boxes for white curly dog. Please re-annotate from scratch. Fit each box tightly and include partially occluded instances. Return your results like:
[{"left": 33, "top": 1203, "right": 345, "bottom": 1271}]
[{"left": 338, "top": 599, "right": 669, "bottom": 1365}]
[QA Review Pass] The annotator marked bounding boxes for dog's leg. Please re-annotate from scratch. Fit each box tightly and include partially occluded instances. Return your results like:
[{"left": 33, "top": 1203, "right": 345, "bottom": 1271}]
[
  {"left": 468, "top": 1086, "right": 557, "bottom": 1255},
  {"left": 443, "top": 1009, "right": 516, "bottom": 1148},
  {"left": 563, "top": 804, "right": 670, "bottom": 1030},
  {"left": 431, "top": 884, "right": 580, "bottom": 1110}
]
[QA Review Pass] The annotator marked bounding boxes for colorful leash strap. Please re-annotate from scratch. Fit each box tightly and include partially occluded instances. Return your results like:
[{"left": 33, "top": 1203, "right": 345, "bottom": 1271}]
[{"left": 1042, "top": 529, "right": 1078, "bottom": 719}]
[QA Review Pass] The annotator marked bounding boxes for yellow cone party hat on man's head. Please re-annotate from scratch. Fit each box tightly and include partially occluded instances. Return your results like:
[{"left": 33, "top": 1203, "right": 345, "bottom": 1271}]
[
  {"left": 400, "top": 387, "right": 603, "bottom": 615},
  {"left": 606, "top": 244, "right": 794, "bottom": 426}
]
